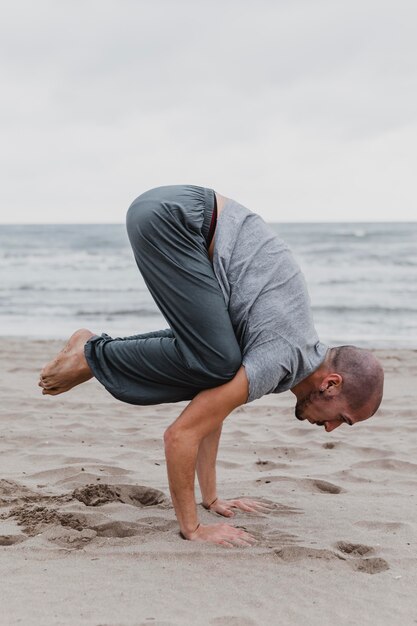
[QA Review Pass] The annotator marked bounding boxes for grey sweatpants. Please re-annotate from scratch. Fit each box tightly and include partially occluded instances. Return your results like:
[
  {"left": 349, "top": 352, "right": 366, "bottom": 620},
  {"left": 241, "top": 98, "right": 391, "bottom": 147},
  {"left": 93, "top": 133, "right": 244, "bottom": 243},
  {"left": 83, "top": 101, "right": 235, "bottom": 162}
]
[{"left": 84, "top": 185, "right": 242, "bottom": 405}]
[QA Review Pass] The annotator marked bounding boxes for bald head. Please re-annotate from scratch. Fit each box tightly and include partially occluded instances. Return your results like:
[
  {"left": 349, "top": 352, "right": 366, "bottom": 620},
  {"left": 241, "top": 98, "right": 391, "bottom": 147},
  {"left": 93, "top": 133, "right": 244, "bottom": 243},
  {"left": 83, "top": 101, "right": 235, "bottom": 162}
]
[{"left": 327, "top": 346, "right": 384, "bottom": 415}]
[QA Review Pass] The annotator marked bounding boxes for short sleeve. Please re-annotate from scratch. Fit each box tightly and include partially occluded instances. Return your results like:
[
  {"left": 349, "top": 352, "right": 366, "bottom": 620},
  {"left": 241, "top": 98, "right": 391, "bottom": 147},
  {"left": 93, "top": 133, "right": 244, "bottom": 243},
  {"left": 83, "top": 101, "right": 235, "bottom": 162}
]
[{"left": 242, "top": 342, "right": 291, "bottom": 403}]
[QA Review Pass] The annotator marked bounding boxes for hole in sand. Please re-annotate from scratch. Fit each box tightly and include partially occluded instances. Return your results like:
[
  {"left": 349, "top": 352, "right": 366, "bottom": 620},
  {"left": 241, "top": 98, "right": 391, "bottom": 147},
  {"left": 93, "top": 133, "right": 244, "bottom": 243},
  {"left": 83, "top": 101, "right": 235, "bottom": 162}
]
[
  {"left": 310, "top": 479, "right": 342, "bottom": 494},
  {"left": 335, "top": 541, "right": 374, "bottom": 556},
  {"left": 0, "top": 535, "right": 26, "bottom": 546},
  {"left": 5, "top": 505, "right": 85, "bottom": 535},
  {"left": 274, "top": 545, "right": 343, "bottom": 562},
  {"left": 94, "top": 521, "right": 141, "bottom": 538},
  {"left": 350, "top": 557, "right": 389, "bottom": 574},
  {"left": 72, "top": 483, "right": 167, "bottom": 507}
]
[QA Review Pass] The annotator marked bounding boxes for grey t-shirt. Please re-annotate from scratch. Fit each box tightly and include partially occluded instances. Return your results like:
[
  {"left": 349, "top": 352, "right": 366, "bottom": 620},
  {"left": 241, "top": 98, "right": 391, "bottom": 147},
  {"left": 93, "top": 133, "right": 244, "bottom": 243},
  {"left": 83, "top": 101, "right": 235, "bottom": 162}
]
[{"left": 212, "top": 197, "right": 328, "bottom": 403}]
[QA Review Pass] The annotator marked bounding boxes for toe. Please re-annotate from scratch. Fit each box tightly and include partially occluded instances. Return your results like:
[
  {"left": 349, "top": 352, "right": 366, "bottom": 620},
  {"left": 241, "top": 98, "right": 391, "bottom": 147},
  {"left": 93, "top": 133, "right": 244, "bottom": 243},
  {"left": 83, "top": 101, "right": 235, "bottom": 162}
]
[
  {"left": 45, "top": 387, "right": 66, "bottom": 396},
  {"left": 42, "top": 387, "right": 60, "bottom": 395},
  {"left": 39, "top": 380, "right": 54, "bottom": 390}
]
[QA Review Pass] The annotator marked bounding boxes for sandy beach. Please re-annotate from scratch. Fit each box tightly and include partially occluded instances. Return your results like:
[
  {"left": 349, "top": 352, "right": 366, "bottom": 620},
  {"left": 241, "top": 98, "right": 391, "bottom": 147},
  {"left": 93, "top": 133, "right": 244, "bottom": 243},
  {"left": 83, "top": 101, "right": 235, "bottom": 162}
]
[{"left": 0, "top": 338, "right": 416, "bottom": 625}]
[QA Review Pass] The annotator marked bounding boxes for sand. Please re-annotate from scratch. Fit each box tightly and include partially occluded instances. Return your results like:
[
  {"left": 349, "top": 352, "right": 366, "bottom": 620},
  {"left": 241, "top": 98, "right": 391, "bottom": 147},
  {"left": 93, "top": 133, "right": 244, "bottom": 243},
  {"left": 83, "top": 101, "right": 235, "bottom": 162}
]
[{"left": 0, "top": 338, "right": 416, "bottom": 626}]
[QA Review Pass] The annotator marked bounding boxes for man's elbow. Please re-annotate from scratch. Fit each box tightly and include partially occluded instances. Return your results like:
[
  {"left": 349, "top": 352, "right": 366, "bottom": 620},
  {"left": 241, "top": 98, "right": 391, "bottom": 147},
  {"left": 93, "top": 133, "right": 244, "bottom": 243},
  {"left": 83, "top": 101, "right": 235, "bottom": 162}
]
[
  {"left": 163, "top": 425, "right": 177, "bottom": 450},
  {"left": 163, "top": 424, "right": 192, "bottom": 449},
  {"left": 163, "top": 425, "right": 201, "bottom": 461}
]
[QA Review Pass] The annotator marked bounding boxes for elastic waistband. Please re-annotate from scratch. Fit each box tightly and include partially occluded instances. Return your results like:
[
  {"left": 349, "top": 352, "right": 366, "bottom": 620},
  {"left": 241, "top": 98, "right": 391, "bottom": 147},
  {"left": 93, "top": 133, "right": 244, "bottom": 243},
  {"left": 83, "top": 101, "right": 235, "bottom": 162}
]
[{"left": 201, "top": 188, "right": 217, "bottom": 245}]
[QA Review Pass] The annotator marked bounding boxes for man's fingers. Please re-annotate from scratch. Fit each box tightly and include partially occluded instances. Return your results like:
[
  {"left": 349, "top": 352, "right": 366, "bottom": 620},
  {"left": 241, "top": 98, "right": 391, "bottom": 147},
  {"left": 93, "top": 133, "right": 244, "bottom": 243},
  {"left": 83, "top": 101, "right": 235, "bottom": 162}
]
[
  {"left": 235, "top": 503, "right": 256, "bottom": 512},
  {"left": 247, "top": 501, "right": 274, "bottom": 509},
  {"left": 235, "top": 531, "right": 257, "bottom": 544},
  {"left": 222, "top": 527, "right": 256, "bottom": 544},
  {"left": 190, "top": 523, "right": 257, "bottom": 547},
  {"left": 229, "top": 539, "right": 253, "bottom": 548},
  {"left": 205, "top": 497, "right": 274, "bottom": 522},
  {"left": 247, "top": 504, "right": 274, "bottom": 512},
  {"left": 230, "top": 499, "right": 272, "bottom": 513}
]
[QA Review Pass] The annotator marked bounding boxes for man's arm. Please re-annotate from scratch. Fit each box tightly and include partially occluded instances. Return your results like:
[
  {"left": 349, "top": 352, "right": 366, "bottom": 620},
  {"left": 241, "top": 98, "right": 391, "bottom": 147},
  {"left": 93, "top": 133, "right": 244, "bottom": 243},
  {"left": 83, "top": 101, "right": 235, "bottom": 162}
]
[
  {"left": 196, "top": 425, "right": 222, "bottom": 509},
  {"left": 163, "top": 365, "right": 254, "bottom": 546}
]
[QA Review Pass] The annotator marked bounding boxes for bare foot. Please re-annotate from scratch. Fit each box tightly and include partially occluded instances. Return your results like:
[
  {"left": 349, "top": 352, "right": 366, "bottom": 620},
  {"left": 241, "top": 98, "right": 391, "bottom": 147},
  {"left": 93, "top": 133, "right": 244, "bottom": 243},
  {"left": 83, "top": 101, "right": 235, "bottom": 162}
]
[{"left": 39, "top": 328, "right": 95, "bottom": 396}]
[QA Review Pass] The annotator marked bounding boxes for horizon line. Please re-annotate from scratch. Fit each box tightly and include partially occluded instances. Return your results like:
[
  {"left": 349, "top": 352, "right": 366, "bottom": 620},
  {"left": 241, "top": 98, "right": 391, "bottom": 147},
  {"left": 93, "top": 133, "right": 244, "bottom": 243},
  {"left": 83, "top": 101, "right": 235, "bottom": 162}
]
[{"left": 1, "top": 219, "right": 417, "bottom": 226}]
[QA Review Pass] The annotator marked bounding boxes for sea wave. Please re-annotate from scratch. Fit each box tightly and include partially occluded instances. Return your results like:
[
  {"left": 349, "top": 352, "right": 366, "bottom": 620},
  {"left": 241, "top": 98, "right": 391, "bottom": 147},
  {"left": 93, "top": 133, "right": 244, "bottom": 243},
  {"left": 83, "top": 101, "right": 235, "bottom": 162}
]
[
  {"left": 75, "top": 308, "right": 157, "bottom": 318},
  {"left": 1, "top": 285, "right": 141, "bottom": 293},
  {"left": 1, "top": 222, "right": 416, "bottom": 342},
  {"left": 312, "top": 304, "right": 417, "bottom": 315}
]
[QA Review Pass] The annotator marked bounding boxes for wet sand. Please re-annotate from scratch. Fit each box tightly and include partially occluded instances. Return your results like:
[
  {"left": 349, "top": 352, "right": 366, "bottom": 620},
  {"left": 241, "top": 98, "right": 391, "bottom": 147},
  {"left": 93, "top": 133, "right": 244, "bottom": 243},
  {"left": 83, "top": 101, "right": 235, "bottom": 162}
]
[{"left": 0, "top": 339, "right": 416, "bottom": 625}]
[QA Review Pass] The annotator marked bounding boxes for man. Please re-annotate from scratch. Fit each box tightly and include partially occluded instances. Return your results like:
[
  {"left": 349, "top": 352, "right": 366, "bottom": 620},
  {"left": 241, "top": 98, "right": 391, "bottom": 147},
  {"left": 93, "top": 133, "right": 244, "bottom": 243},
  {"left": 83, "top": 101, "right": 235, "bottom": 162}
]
[{"left": 39, "top": 185, "right": 384, "bottom": 547}]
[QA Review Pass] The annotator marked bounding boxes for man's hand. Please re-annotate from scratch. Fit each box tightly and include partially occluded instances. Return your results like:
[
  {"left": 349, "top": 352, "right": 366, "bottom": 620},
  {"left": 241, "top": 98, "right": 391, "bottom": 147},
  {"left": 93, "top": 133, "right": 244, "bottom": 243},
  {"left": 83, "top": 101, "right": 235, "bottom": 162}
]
[
  {"left": 187, "top": 522, "right": 256, "bottom": 547},
  {"left": 203, "top": 497, "right": 273, "bottom": 518}
]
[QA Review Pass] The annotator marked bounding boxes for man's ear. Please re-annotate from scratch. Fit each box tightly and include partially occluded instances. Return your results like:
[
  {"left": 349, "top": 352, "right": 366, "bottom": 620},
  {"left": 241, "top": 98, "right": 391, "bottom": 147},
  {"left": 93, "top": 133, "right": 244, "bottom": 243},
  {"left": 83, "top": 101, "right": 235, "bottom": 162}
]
[{"left": 320, "top": 374, "right": 343, "bottom": 395}]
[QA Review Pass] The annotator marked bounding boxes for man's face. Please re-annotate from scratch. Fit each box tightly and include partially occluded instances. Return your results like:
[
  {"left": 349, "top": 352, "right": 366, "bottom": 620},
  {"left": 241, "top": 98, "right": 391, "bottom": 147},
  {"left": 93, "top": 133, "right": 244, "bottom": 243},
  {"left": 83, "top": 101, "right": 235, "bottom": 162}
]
[{"left": 294, "top": 390, "right": 369, "bottom": 432}]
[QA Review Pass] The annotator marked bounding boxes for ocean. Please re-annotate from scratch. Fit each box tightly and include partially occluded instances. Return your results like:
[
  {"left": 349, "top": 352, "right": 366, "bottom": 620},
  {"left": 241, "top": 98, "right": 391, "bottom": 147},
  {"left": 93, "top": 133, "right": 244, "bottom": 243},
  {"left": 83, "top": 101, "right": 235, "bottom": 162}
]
[{"left": 0, "top": 222, "right": 416, "bottom": 348}]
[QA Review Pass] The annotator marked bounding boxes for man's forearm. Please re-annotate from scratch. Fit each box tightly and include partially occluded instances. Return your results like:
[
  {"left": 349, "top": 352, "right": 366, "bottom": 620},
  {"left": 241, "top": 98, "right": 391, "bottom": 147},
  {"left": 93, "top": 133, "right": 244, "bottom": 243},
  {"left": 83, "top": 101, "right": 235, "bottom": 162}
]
[
  {"left": 163, "top": 366, "right": 249, "bottom": 539},
  {"left": 164, "top": 430, "right": 200, "bottom": 536},
  {"left": 196, "top": 425, "right": 222, "bottom": 507},
  {"left": 164, "top": 390, "right": 226, "bottom": 537}
]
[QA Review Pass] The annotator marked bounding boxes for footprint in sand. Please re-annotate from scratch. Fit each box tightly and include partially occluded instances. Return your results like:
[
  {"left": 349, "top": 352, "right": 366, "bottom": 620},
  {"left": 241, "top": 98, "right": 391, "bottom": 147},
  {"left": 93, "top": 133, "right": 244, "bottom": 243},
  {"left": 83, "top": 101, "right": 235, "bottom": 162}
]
[
  {"left": 273, "top": 542, "right": 389, "bottom": 574},
  {"left": 93, "top": 521, "right": 143, "bottom": 538},
  {"left": 43, "top": 526, "right": 97, "bottom": 548},
  {"left": 0, "top": 534, "right": 26, "bottom": 546},
  {"left": 322, "top": 442, "right": 337, "bottom": 449},
  {"left": 349, "top": 558, "right": 390, "bottom": 574},
  {"left": 335, "top": 541, "right": 375, "bottom": 556},
  {"left": 334, "top": 541, "right": 389, "bottom": 574},
  {"left": 274, "top": 545, "right": 343, "bottom": 562},
  {"left": 72, "top": 483, "right": 168, "bottom": 507},
  {"left": 306, "top": 479, "right": 343, "bottom": 494},
  {"left": 257, "top": 475, "right": 343, "bottom": 494},
  {"left": 255, "top": 459, "right": 289, "bottom": 471},
  {"left": 94, "top": 518, "right": 177, "bottom": 538}
]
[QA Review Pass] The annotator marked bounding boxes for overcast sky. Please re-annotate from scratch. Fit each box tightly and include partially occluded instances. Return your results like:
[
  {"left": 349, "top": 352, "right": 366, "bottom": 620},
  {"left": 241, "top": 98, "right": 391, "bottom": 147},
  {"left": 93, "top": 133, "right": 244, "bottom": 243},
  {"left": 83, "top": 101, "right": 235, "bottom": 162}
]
[{"left": 1, "top": 0, "right": 416, "bottom": 223}]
